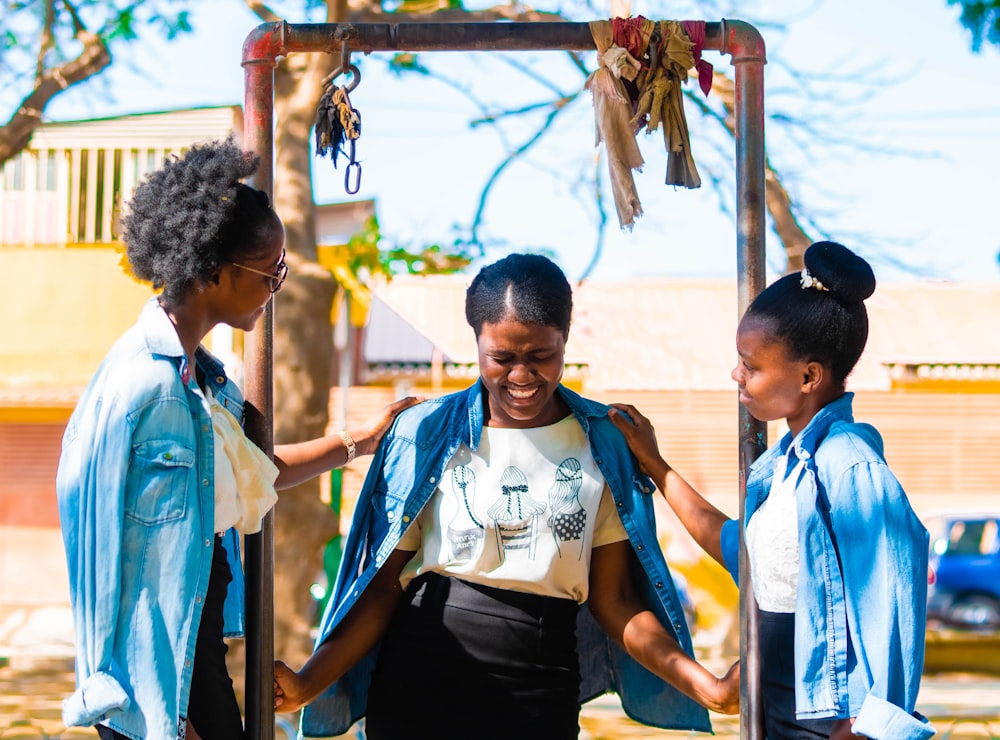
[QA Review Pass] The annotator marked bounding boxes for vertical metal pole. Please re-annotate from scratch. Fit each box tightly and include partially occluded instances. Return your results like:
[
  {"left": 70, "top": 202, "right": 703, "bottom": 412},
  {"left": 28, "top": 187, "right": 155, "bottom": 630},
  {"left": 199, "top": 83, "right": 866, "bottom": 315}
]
[
  {"left": 721, "top": 19, "right": 768, "bottom": 740},
  {"left": 242, "top": 26, "right": 280, "bottom": 740}
]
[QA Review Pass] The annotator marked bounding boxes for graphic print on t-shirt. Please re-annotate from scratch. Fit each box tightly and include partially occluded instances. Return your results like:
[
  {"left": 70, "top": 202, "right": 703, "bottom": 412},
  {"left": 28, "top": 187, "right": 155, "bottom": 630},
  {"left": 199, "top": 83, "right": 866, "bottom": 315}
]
[
  {"left": 446, "top": 465, "right": 485, "bottom": 562},
  {"left": 547, "top": 458, "right": 586, "bottom": 559},
  {"left": 487, "top": 466, "right": 546, "bottom": 562}
]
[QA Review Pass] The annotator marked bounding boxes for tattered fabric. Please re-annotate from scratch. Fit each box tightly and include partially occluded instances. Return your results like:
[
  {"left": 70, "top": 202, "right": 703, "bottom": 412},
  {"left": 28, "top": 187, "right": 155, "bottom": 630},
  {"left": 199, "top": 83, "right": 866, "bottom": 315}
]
[{"left": 586, "top": 20, "right": 650, "bottom": 230}]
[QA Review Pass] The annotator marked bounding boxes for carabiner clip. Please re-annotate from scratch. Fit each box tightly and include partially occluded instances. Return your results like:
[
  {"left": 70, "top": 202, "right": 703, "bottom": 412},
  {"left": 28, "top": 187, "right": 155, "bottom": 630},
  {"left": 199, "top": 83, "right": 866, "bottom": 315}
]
[
  {"left": 344, "top": 139, "right": 362, "bottom": 194},
  {"left": 345, "top": 161, "right": 362, "bottom": 195}
]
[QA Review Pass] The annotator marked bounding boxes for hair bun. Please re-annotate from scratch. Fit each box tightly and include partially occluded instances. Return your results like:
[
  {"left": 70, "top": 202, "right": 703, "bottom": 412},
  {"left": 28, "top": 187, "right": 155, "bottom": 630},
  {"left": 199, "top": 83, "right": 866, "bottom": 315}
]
[{"left": 803, "top": 241, "right": 876, "bottom": 303}]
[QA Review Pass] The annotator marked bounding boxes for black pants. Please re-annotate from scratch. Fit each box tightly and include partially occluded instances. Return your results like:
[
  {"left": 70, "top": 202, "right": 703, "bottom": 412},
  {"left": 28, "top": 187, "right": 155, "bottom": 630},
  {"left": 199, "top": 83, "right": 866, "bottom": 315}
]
[
  {"left": 366, "top": 572, "right": 581, "bottom": 740},
  {"left": 759, "top": 611, "right": 838, "bottom": 740},
  {"left": 98, "top": 535, "right": 242, "bottom": 740}
]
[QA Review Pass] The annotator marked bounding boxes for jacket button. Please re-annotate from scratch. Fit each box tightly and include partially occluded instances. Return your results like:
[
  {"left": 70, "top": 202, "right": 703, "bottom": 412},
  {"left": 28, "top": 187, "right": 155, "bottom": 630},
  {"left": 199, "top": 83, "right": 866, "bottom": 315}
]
[
  {"left": 616, "top": 500, "right": 623, "bottom": 507},
  {"left": 655, "top": 582, "right": 663, "bottom": 588},
  {"left": 205, "top": 539, "right": 212, "bottom": 547},
  {"left": 163, "top": 452, "right": 173, "bottom": 461},
  {"left": 402, "top": 515, "right": 411, "bottom": 523},
  {"left": 429, "top": 476, "right": 437, "bottom": 484},
  {"left": 637, "top": 545, "right": 644, "bottom": 551},
  {"left": 216, "top": 375, "right": 225, "bottom": 384},
  {"left": 387, "top": 512, "right": 395, "bottom": 520}
]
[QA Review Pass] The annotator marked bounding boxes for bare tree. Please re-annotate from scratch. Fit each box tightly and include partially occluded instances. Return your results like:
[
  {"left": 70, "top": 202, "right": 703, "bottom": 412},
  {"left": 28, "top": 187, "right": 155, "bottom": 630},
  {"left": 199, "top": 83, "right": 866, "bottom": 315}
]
[{"left": 0, "top": 0, "right": 197, "bottom": 165}]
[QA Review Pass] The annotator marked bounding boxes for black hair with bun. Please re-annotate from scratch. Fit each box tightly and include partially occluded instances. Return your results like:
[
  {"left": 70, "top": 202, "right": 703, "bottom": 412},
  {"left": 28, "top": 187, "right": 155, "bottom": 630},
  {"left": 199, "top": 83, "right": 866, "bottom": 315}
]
[{"left": 744, "top": 241, "right": 876, "bottom": 385}]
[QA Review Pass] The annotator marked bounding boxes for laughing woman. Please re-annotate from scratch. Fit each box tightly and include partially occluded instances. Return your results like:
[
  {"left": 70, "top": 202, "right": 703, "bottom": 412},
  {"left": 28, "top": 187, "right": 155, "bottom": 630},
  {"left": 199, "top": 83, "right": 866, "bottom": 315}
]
[{"left": 274, "top": 253, "right": 739, "bottom": 740}]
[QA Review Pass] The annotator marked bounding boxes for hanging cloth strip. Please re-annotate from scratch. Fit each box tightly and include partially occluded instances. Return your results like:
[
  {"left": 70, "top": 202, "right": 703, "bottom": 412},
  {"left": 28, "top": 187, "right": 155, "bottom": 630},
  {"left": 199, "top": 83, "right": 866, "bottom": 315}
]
[
  {"left": 585, "top": 19, "right": 653, "bottom": 230},
  {"left": 681, "top": 20, "right": 715, "bottom": 97},
  {"left": 587, "top": 17, "right": 710, "bottom": 229}
]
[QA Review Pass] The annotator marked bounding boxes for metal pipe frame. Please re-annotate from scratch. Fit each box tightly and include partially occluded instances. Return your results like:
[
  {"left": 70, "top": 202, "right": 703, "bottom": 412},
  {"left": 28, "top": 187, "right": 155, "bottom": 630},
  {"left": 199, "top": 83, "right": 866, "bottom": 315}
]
[{"left": 241, "top": 19, "right": 766, "bottom": 739}]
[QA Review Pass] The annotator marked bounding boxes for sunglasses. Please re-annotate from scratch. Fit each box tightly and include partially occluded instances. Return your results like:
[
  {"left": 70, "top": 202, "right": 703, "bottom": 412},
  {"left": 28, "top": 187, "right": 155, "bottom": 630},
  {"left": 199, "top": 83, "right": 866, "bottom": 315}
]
[{"left": 229, "top": 249, "right": 289, "bottom": 294}]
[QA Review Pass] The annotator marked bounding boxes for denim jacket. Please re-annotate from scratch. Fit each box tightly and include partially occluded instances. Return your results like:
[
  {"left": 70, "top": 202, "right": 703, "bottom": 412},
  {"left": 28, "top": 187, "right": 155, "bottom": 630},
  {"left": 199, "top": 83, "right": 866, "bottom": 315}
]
[
  {"left": 720, "top": 393, "right": 934, "bottom": 740},
  {"left": 301, "top": 381, "right": 710, "bottom": 737},
  {"left": 56, "top": 297, "right": 246, "bottom": 740}
]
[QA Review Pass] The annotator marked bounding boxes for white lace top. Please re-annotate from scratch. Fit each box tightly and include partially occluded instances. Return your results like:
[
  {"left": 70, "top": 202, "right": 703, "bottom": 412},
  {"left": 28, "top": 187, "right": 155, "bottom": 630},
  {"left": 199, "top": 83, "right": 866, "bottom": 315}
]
[{"left": 745, "top": 455, "right": 804, "bottom": 613}]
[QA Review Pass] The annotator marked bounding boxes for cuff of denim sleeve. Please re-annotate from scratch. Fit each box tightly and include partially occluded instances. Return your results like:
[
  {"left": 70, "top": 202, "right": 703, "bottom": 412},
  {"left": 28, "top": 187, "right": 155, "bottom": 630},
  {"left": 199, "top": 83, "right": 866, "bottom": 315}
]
[
  {"left": 720, "top": 518, "right": 741, "bottom": 584},
  {"left": 853, "top": 694, "right": 935, "bottom": 740},
  {"left": 63, "top": 671, "right": 130, "bottom": 727}
]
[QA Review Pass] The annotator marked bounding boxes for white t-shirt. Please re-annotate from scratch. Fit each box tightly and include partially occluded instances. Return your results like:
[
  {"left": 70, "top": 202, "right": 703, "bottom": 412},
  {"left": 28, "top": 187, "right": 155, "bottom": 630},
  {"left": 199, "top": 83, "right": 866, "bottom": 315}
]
[{"left": 398, "top": 415, "right": 628, "bottom": 603}]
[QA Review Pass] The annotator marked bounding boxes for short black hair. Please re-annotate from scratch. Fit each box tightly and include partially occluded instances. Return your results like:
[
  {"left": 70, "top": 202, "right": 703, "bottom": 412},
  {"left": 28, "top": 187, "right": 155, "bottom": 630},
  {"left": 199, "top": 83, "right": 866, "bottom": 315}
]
[
  {"left": 122, "top": 137, "right": 276, "bottom": 301},
  {"left": 465, "top": 253, "right": 573, "bottom": 337},
  {"left": 745, "top": 241, "right": 877, "bottom": 385}
]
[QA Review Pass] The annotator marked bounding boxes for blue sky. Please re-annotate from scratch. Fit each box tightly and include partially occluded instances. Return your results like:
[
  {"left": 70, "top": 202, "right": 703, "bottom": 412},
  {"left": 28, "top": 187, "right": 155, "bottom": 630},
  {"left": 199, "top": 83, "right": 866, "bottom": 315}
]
[{"left": 28, "top": 0, "right": 1000, "bottom": 283}]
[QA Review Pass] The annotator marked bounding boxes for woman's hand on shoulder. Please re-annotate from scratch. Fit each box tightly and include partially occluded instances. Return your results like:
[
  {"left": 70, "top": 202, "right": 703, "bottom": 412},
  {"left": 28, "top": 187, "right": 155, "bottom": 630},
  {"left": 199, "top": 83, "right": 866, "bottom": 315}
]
[
  {"left": 355, "top": 396, "right": 424, "bottom": 456},
  {"left": 607, "top": 403, "right": 669, "bottom": 478}
]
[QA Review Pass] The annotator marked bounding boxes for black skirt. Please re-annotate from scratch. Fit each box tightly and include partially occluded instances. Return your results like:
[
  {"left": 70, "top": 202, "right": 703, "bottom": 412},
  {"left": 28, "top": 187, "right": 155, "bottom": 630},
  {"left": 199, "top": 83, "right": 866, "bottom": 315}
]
[
  {"left": 365, "top": 572, "right": 581, "bottom": 740},
  {"left": 759, "top": 610, "right": 838, "bottom": 740}
]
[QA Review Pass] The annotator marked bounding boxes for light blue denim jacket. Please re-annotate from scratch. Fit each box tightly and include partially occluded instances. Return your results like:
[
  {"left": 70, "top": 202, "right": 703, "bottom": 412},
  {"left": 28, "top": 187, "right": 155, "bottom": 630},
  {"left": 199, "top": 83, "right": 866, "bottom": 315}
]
[
  {"left": 56, "top": 297, "right": 246, "bottom": 740},
  {"left": 301, "top": 381, "right": 710, "bottom": 737},
  {"left": 720, "top": 393, "right": 934, "bottom": 740}
]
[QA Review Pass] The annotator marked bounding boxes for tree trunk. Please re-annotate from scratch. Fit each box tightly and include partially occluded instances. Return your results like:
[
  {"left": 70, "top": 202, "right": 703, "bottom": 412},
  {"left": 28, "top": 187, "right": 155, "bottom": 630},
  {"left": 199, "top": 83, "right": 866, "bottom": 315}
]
[{"left": 269, "top": 48, "right": 344, "bottom": 667}]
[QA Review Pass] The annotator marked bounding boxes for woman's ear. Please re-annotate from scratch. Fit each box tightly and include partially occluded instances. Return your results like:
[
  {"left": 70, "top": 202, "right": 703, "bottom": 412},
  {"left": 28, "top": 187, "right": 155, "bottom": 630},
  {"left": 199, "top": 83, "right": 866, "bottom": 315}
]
[{"left": 802, "top": 361, "right": 825, "bottom": 393}]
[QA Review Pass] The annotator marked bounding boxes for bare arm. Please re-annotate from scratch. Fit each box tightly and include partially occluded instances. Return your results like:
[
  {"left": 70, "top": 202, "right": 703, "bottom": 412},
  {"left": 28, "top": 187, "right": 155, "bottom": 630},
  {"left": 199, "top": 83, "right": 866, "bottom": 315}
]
[
  {"left": 588, "top": 541, "right": 740, "bottom": 714},
  {"left": 272, "top": 396, "right": 421, "bottom": 490},
  {"left": 608, "top": 404, "right": 730, "bottom": 567},
  {"left": 273, "top": 548, "right": 415, "bottom": 712}
]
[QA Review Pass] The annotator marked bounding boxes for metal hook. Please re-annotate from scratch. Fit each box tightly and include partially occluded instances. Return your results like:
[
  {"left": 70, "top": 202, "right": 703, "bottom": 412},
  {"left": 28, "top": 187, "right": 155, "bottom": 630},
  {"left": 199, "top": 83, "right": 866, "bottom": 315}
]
[
  {"left": 321, "top": 37, "right": 362, "bottom": 91},
  {"left": 321, "top": 63, "right": 361, "bottom": 92}
]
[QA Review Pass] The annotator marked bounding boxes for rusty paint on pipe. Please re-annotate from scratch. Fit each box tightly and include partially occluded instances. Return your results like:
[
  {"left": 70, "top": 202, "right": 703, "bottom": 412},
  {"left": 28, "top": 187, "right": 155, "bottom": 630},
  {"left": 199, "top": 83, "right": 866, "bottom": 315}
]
[
  {"left": 719, "top": 17, "right": 768, "bottom": 740},
  {"left": 242, "top": 47, "right": 278, "bottom": 740}
]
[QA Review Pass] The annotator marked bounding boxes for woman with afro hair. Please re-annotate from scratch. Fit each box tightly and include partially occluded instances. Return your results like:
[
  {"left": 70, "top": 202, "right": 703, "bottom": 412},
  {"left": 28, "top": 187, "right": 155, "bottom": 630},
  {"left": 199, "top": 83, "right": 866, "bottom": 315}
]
[{"left": 56, "top": 138, "right": 417, "bottom": 740}]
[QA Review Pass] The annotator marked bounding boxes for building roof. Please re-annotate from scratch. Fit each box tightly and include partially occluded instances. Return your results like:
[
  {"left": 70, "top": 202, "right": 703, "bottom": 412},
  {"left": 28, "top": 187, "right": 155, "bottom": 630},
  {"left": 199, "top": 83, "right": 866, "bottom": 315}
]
[
  {"left": 365, "top": 275, "right": 1000, "bottom": 392},
  {"left": 25, "top": 106, "right": 243, "bottom": 150}
]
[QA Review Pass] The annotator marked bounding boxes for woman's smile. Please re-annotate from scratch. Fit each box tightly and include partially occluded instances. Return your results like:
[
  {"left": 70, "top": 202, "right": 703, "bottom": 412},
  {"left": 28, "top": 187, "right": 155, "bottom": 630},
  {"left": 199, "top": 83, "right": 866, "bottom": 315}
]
[{"left": 477, "top": 318, "right": 568, "bottom": 428}]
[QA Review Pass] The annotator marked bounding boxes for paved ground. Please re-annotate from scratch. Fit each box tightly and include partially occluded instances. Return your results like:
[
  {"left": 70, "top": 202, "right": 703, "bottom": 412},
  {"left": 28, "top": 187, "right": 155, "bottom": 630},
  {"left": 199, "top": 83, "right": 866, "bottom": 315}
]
[{"left": 2, "top": 654, "right": 998, "bottom": 739}]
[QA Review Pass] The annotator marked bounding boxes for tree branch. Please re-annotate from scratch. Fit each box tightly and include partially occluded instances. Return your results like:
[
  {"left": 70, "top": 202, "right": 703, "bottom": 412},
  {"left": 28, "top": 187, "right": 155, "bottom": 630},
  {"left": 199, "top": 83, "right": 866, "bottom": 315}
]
[
  {"left": 244, "top": 0, "right": 283, "bottom": 24},
  {"left": 704, "top": 71, "right": 812, "bottom": 273},
  {"left": 0, "top": 0, "right": 111, "bottom": 166}
]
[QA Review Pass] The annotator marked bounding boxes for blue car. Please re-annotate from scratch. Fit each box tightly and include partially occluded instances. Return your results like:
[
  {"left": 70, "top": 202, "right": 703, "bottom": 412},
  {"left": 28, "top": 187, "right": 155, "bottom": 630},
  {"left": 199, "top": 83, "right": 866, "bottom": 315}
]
[{"left": 926, "top": 511, "right": 1000, "bottom": 629}]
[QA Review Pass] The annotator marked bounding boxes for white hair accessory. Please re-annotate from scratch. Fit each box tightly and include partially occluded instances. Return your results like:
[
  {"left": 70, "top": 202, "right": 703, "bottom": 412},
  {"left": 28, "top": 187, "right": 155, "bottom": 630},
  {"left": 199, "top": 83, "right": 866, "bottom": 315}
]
[{"left": 800, "top": 268, "right": 830, "bottom": 292}]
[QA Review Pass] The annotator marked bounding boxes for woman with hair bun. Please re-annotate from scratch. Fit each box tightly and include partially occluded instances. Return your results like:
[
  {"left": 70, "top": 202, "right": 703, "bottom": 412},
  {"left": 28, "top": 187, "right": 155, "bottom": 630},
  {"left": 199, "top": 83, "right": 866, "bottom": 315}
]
[
  {"left": 611, "top": 242, "right": 934, "bottom": 739},
  {"left": 56, "top": 138, "right": 417, "bottom": 740}
]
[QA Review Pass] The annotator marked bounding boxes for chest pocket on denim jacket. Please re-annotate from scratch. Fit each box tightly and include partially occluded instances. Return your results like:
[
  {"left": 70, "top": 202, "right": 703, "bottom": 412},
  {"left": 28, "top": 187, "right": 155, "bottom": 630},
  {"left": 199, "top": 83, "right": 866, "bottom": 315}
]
[{"left": 125, "top": 440, "right": 195, "bottom": 525}]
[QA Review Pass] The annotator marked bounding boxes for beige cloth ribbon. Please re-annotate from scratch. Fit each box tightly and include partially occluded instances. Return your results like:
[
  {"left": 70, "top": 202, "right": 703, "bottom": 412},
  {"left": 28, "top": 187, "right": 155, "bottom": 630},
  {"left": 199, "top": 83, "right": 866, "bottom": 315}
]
[
  {"left": 588, "top": 19, "right": 702, "bottom": 231},
  {"left": 586, "top": 20, "right": 647, "bottom": 230},
  {"left": 209, "top": 389, "right": 279, "bottom": 535}
]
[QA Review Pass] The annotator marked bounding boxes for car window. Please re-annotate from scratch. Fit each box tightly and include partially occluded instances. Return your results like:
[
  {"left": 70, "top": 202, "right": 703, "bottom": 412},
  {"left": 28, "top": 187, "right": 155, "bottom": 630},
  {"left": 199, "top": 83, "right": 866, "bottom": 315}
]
[{"left": 944, "top": 519, "right": 999, "bottom": 556}]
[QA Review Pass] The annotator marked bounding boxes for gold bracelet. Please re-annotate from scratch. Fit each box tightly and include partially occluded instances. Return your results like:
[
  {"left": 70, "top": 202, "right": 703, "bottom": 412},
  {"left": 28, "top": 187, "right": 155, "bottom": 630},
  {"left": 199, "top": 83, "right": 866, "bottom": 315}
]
[{"left": 337, "top": 429, "right": 356, "bottom": 464}]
